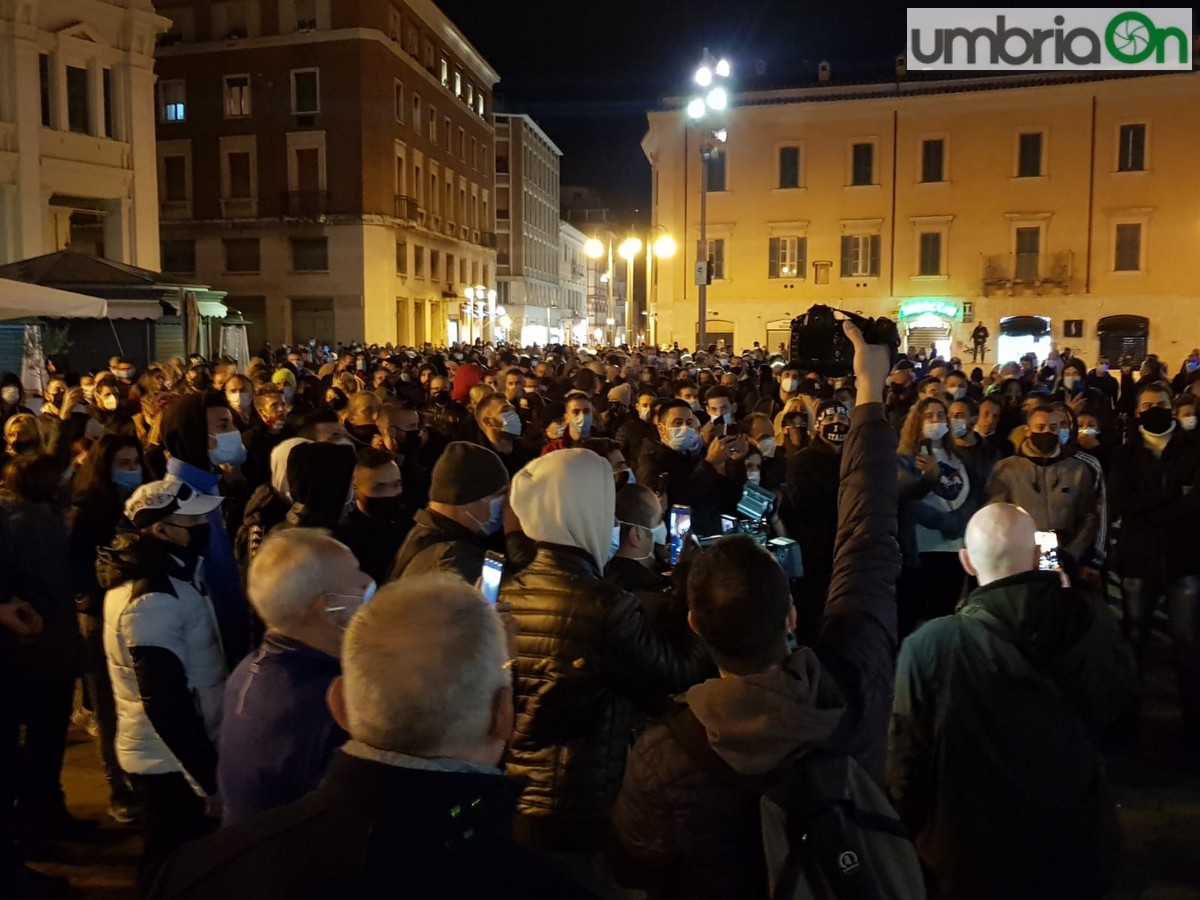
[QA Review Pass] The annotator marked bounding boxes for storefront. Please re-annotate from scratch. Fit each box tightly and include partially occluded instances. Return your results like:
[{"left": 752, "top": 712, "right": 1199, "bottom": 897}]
[
  {"left": 765, "top": 318, "right": 792, "bottom": 357},
  {"left": 1096, "top": 315, "right": 1149, "bottom": 365},
  {"left": 897, "top": 299, "right": 962, "bottom": 360},
  {"left": 997, "top": 315, "right": 1052, "bottom": 364}
]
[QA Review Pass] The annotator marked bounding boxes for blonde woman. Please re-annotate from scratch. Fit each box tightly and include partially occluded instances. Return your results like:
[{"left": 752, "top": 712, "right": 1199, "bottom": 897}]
[{"left": 772, "top": 398, "right": 809, "bottom": 456}]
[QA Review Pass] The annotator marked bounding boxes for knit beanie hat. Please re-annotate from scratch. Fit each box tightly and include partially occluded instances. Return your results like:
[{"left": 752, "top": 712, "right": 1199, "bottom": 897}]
[
  {"left": 429, "top": 441, "right": 509, "bottom": 505},
  {"left": 607, "top": 383, "right": 633, "bottom": 408}
]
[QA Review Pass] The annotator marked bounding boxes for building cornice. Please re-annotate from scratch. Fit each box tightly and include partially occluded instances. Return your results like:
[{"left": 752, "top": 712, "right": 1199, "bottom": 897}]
[{"left": 494, "top": 113, "right": 563, "bottom": 158}]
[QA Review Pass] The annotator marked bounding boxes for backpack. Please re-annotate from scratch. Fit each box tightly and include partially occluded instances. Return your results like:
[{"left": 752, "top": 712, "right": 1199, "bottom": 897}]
[{"left": 667, "top": 706, "right": 926, "bottom": 900}]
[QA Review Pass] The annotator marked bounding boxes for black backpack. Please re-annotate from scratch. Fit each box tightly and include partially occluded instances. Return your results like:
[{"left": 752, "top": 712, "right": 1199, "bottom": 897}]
[{"left": 667, "top": 706, "right": 926, "bottom": 900}]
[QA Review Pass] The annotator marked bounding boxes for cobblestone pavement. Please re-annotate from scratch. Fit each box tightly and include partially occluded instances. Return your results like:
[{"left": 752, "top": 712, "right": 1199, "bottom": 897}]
[{"left": 26, "top": 662, "right": 1200, "bottom": 899}]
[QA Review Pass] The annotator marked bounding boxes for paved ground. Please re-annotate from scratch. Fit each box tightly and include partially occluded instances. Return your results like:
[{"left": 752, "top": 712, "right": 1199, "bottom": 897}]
[{"left": 24, "top": 652, "right": 1200, "bottom": 899}]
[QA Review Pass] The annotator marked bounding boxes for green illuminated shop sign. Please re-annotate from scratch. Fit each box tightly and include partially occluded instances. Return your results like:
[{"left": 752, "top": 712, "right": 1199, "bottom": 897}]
[{"left": 898, "top": 299, "right": 961, "bottom": 320}]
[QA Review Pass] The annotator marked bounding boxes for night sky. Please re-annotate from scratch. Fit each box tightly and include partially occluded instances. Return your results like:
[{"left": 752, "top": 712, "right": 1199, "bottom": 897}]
[{"left": 436, "top": 0, "right": 910, "bottom": 214}]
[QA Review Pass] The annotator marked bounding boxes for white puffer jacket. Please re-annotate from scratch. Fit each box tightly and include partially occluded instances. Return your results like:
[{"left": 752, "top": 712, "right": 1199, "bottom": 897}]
[{"left": 103, "top": 570, "right": 227, "bottom": 783}]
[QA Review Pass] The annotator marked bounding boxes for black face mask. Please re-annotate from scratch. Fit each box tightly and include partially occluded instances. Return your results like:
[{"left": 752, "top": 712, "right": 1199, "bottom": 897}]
[
  {"left": 395, "top": 429, "right": 422, "bottom": 453},
  {"left": 1139, "top": 406, "right": 1175, "bottom": 436},
  {"left": 186, "top": 523, "right": 211, "bottom": 558},
  {"left": 362, "top": 494, "right": 405, "bottom": 521},
  {"left": 432, "top": 390, "right": 451, "bottom": 407},
  {"left": 347, "top": 422, "right": 379, "bottom": 445},
  {"left": 1030, "top": 432, "right": 1060, "bottom": 455},
  {"left": 820, "top": 423, "right": 849, "bottom": 444}
]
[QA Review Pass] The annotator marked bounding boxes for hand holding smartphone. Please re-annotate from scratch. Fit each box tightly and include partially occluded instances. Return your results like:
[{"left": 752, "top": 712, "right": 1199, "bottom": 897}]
[{"left": 480, "top": 552, "right": 504, "bottom": 605}]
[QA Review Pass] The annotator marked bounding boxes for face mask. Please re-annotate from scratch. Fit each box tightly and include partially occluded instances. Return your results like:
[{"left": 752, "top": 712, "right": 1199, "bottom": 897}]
[
  {"left": 922, "top": 421, "right": 948, "bottom": 442},
  {"left": 432, "top": 390, "right": 451, "bottom": 406},
  {"left": 1182, "top": 416, "right": 1198, "bottom": 432},
  {"left": 1, "top": 386, "right": 19, "bottom": 405},
  {"left": 1062, "top": 375, "right": 1080, "bottom": 392},
  {"left": 651, "top": 521, "right": 668, "bottom": 546},
  {"left": 469, "top": 495, "right": 505, "bottom": 536},
  {"left": 746, "top": 470, "right": 762, "bottom": 484},
  {"left": 115, "top": 369, "right": 135, "bottom": 382},
  {"left": 665, "top": 425, "right": 701, "bottom": 453},
  {"left": 951, "top": 419, "right": 969, "bottom": 438},
  {"left": 208, "top": 429, "right": 248, "bottom": 467},
  {"left": 610, "top": 524, "right": 622, "bottom": 561},
  {"left": 112, "top": 469, "right": 143, "bottom": 493},
  {"left": 362, "top": 494, "right": 404, "bottom": 520},
  {"left": 547, "top": 421, "right": 566, "bottom": 439},
  {"left": 347, "top": 422, "right": 379, "bottom": 445},
  {"left": 356, "top": 361, "right": 367, "bottom": 371},
  {"left": 1139, "top": 406, "right": 1175, "bottom": 436},
  {"left": 571, "top": 412, "right": 593, "bottom": 436},
  {"left": 82, "top": 386, "right": 95, "bottom": 402},
  {"left": 757, "top": 437, "right": 777, "bottom": 458},
  {"left": 781, "top": 377, "right": 799, "bottom": 394},
  {"left": 324, "top": 580, "right": 377, "bottom": 631},
  {"left": 687, "top": 399, "right": 701, "bottom": 412},
  {"left": 1080, "top": 426, "right": 1100, "bottom": 440},
  {"left": 500, "top": 411, "right": 522, "bottom": 436},
  {"left": 1097, "top": 365, "right": 1108, "bottom": 376},
  {"left": 1058, "top": 427, "right": 1072, "bottom": 446},
  {"left": 820, "top": 422, "right": 849, "bottom": 444},
  {"left": 638, "top": 406, "right": 652, "bottom": 422},
  {"left": 952, "top": 386, "right": 967, "bottom": 401},
  {"left": 185, "top": 522, "right": 211, "bottom": 559},
  {"left": 1030, "top": 431, "right": 1061, "bottom": 455},
  {"left": 282, "top": 387, "right": 295, "bottom": 403},
  {"left": 229, "top": 392, "right": 251, "bottom": 409},
  {"left": 99, "top": 393, "right": 119, "bottom": 411}
]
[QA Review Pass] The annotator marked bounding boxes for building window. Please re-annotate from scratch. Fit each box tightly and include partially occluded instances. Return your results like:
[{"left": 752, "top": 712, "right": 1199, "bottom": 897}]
[
  {"left": 160, "top": 80, "right": 186, "bottom": 123},
  {"left": 1014, "top": 226, "right": 1040, "bottom": 280},
  {"left": 454, "top": 70, "right": 463, "bottom": 97},
  {"left": 440, "top": 57, "right": 449, "bottom": 87},
  {"left": 160, "top": 240, "right": 196, "bottom": 274},
  {"left": 226, "top": 151, "right": 252, "bottom": 198},
  {"left": 412, "top": 94, "right": 421, "bottom": 134},
  {"left": 396, "top": 240, "right": 408, "bottom": 274},
  {"left": 778, "top": 146, "right": 800, "bottom": 189},
  {"left": 921, "top": 139, "right": 945, "bottom": 182},
  {"left": 219, "top": 0, "right": 249, "bottom": 39},
  {"left": 163, "top": 155, "right": 188, "bottom": 202},
  {"left": 705, "top": 151, "right": 726, "bottom": 192},
  {"left": 291, "top": 69, "right": 319, "bottom": 114},
  {"left": 851, "top": 142, "right": 874, "bottom": 185},
  {"left": 66, "top": 66, "right": 90, "bottom": 133},
  {"left": 429, "top": 106, "right": 437, "bottom": 143},
  {"left": 918, "top": 232, "right": 943, "bottom": 276},
  {"left": 840, "top": 234, "right": 881, "bottom": 277},
  {"left": 394, "top": 81, "right": 404, "bottom": 123},
  {"left": 291, "top": 237, "right": 328, "bottom": 272},
  {"left": 1017, "top": 132, "right": 1043, "bottom": 177},
  {"left": 430, "top": 250, "right": 441, "bottom": 281},
  {"left": 223, "top": 74, "right": 251, "bottom": 117},
  {"left": 705, "top": 239, "right": 725, "bottom": 280},
  {"left": 445, "top": 117, "right": 452, "bottom": 149},
  {"left": 38, "top": 54, "right": 51, "bottom": 127},
  {"left": 466, "top": 82, "right": 474, "bottom": 107},
  {"left": 476, "top": 93, "right": 485, "bottom": 117},
  {"left": 414, "top": 244, "right": 425, "bottom": 277},
  {"left": 459, "top": 128, "right": 465, "bottom": 161},
  {"left": 387, "top": 5, "right": 401, "bottom": 41},
  {"left": 768, "top": 236, "right": 806, "bottom": 279},
  {"left": 293, "top": 0, "right": 317, "bottom": 30},
  {"left": 406, "top": 25, "right": 420, "bottom": 57},
  {"left": 446, "top": 253, "right": 455, "bottom": 283},
  {"left": 102, "top": 68, "right": 114, "bottom": 137},
  {"left": 224, "top": 238, "right": 260, "bottom": 273},
  {"left": 1115, "top": 223, "right": 1142, "bottom": 271},
  {"left": 1118, "top": 124, "right": 1146, "bottom": 172}
]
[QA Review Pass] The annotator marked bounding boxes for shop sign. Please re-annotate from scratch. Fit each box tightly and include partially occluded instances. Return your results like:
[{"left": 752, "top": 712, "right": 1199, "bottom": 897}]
[{"left": 898, "top": 299, "right": 961, "bottom": 320}]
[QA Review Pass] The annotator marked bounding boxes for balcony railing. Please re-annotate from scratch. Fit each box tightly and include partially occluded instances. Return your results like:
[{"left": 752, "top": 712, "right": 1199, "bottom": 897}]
[
  {"left": 283, "top": 191, "right": 329, "bottom": 217},
  {"left": 981, "top": 250, "right": 1073, "bottom": 296},
  {"left": 395, "top": 195, "right": 419, "bottom": 222}
]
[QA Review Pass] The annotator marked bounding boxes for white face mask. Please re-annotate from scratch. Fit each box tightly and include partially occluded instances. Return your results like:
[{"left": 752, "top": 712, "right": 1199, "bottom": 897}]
[
  {"left": 1080, "top": 426, "right": 1101, "bottom": 439},
  {"left": 1062, "top": 375, "right": 1080, "bottom": 391},
  {"left": 747, "top": 470, "right": 762, "bottom": 484},
  {"left": 951, "top": 386, "right": 967, "bottom": 401},
  {"left": 951, "top": 419, "right": 969, "bottom": 438},
  {"left": 1, "top": 386, "right": 19, "bottom": 405},
  {"left": 1181, "top": 416, "right": 1198, "bottom": 432},
  {"left": 99, "top": 393, "right": 119, "bottom": 411},
  {"left": 923, "top": 421, "right": 949, "bottom": 442},
  {"left": 229, "top": 391, "right": 251, "bottom": 409},
  {"left": 547, "top": 421, "right": 566, "bottom": 439},
  {"left": 757, "top": 437, "right": 777, "bottom": 458},
  {"left": 781, "top": 377, "right": 800, "bottom": 394},
  {"left": 637, "top": 406, "right": 652, "bottom": 422}
]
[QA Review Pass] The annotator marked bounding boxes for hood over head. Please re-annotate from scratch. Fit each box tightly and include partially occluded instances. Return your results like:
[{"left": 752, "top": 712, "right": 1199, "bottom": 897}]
[
  {"left": 270, "top": 437, "right": 310, "bottom": 502},
  {"left": 160, "top": 392, "right": 215, "bottom": 471},
  {"left": 510, "top": 447, "right": 614, "bottom": 572},
  {"left": 285, "top": 441, "right": 356, "bottom": 522}
]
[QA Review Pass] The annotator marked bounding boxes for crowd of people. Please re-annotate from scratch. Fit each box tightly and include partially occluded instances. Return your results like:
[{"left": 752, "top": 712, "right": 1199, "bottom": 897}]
[{"left": 2, "top": 327, "right": 1193, "bottom": 898}]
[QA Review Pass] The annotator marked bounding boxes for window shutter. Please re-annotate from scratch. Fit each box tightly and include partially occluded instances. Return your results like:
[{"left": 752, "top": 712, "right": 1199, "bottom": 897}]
[
  {"left": 797, "top": 237, "right": 808, "bottom": 277},
  {"left": 869, "top": 235, "right": 881, "bottom": 276},
  {"left": 840, "top": 236, "right": 852, "bottom": 276},
  {"left": 768, "top": 237, "right": 780, "bottom": 278}
]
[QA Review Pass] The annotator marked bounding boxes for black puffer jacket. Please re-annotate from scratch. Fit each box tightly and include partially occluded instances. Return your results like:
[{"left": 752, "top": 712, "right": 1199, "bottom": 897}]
[{"left": 503, "top": 543, "right": 704, "bottom": 853}]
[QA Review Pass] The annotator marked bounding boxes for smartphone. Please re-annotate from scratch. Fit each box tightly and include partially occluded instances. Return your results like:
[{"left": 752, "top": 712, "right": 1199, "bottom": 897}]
[
  {"left": 480, "top": 552, "right": 504, "bottom": 605},
  {"left": 1035, "top": 531, "right": 1060, "bottom": 572},
  {"left": 712, "top": 420, "right": 727, "bottom": 438},
  {"left": 668, "top": 504, "right": 692, "bottom": 566},
  {"left": 720, "top": 514, "right": 737, "bottom": 534}
]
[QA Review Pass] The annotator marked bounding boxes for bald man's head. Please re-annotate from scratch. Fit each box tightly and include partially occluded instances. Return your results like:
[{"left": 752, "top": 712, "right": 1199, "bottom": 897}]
[{"left": 961, "top": 503, "right": 1039, "bottom": 587}]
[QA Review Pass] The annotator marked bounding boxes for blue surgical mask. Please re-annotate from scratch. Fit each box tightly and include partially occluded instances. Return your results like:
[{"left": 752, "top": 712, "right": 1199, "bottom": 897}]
[
  {"left": 651, "top": 521, "right": 668, "bottom": 546},
  {"left": 471, "top": 495, "right": 505, "bottom": 536},
  {"left": 665, "top": 425, "right": 701, "bottom": 453},
  {"left": 112, "top": 469, "right": 143, "bottom": 493},
  {"left": 571, "top": 412, "right": 593, "bottom": 437},
  {"left": 610, "top": 524, "right": 622, "bottom": 560},
  {"left": 208, "top": 429, "right": 247, "bottom": 467}
]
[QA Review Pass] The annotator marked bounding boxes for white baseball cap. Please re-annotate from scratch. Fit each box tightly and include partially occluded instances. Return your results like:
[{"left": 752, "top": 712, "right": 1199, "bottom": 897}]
[{"left": 126, "top": 480, "right": 223, "bottom": 529}]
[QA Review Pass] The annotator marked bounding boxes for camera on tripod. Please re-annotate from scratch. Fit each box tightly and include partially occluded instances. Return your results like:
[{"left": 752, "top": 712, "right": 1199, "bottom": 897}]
[{"left": 789, "top": 305, "right": 900, "bottom": 376}]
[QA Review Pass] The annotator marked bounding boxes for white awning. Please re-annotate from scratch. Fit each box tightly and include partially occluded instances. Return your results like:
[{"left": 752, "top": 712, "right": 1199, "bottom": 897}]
[{"left": 0, "top": 278, "right": 108, "bottom": 320}]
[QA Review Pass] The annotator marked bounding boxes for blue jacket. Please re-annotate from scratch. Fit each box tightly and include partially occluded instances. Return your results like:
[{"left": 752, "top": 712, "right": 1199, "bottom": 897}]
[{"left": 217, "top": 634, "right": 346, "bottom": 827}]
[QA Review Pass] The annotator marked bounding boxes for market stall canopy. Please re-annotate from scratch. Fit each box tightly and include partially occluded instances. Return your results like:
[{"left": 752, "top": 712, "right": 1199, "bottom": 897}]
[{"left": 0, "top": 277, "right": 109, "bottom": 320}]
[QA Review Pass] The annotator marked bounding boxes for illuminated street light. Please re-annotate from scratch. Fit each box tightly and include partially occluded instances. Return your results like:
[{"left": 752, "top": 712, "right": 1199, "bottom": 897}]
[
  {"left": 695, "top": 65, "right": 713, "bottom": 87},
  {"left": 618, "top": 237, "right": 643, "bottom": 261},
  {"left": 584, "top": 237, "right": 605, "bottom": 259},
  {"left": 715, "top": 58, "right": 731, "bottom": 78},
  {"left": 713, "top": 128, "right": 727, "bottom": 143},
  {"left": 686, "top": 98, "right": 706, "bottom": 120},
  {"left": 653, "top": 234, "right": 676, "bottom": 258},
  {"left": 706, "top": 87, "right": 727, "bottom": 110}
]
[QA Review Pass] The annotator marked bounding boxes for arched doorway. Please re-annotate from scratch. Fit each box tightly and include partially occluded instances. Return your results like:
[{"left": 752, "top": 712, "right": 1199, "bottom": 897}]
[
  {"left": 1097, "top": 315, "right": 1149, "bottom": 365},
  {"left": 897, "top": 299, "right": 961, "bottom": 360}
]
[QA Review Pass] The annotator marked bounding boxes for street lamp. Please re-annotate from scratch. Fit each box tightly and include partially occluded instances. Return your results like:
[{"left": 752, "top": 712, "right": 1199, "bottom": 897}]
[
  {"left": 687, "top": 48, "right": 731, "bottom": 350},
  {"left": 647, "top": 230, "right": 676, "bottom": 348},
  {"left": 618, "top": 237, "right": 642, "bottom": 347}
]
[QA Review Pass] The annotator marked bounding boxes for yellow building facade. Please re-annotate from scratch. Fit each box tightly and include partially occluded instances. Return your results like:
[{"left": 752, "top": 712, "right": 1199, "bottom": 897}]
[{"left": 643, "top": 70, "right": 1200, "bottom": 365}]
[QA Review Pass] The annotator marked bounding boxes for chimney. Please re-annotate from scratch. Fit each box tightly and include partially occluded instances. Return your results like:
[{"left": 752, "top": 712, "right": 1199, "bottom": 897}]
[
  {"left": 818, "top": 60, "right": 831, "bottom": 83},
  {"left": 895, "top": 53, "right": 907, "bottom": 77}
]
